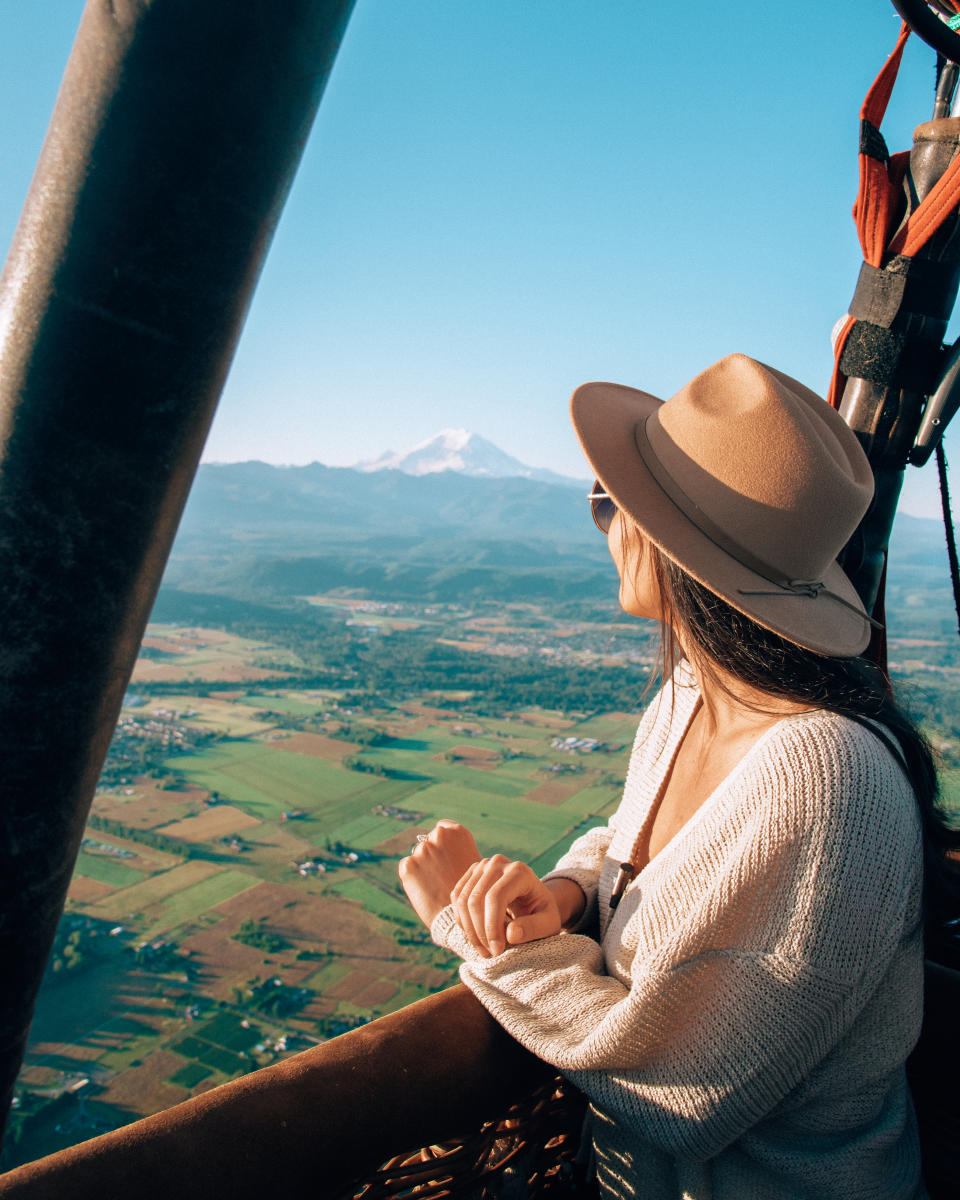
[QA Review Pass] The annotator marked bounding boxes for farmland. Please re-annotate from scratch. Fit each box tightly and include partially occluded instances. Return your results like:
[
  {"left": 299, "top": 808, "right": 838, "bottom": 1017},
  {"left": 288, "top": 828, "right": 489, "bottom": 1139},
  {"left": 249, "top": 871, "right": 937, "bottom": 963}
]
[
  {"left": 8, "top": 585, "right": 959, "bottom": 1172},
  {"left": 7, "top": 608, "right": 637, "bottom": 1169}
]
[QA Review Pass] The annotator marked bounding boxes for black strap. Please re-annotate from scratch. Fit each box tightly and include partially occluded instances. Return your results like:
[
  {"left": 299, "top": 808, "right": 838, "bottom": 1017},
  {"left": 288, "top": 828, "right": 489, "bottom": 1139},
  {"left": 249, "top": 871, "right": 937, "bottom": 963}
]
[
  {"left": 936, "top": 442, "right": 960, "bottom": 644},
  {"left": 859, "top": 118, "right": 889, "bottom": 163},
  {"left": 840, "top": 710, "right": 910, "bottom": 782}
]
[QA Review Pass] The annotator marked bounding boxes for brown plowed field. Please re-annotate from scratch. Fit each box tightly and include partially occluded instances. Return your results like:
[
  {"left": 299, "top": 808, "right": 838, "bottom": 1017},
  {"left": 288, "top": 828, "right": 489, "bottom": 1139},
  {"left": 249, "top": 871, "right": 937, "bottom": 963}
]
[
  {"left": 269, "top": 894, "right": 399, "bottom": 960},
  {"left": 323, "top": 968, "right": 377, "bottom": 1001},
  {"left": 179, "top": 927, "right": 267, "bottom": 979},
  {"left": 141, "top": 637, "right": 189, "bottom": 654},
  {"left": 441, "top": 745, "right": 499, "bottom": 770},
  {"left": 353, "top": 979, "right": 398, "bottom": 1007},
  {"left": 374, "top": 827, "right": 433, "bottom": 856},
  {"left": 247, "top": 826, "right": 315, "bottom": 862},
  {"left": 158, "top": 806, "right": 261, "bottom": 842},
  {"left": 131, "top": 661, "right": 290, "bottom": 683},
  {"left": 67, "top": 877, "right": 114, "bottom": 903},
  {"left": 98, "top": 1049, "right": 188, "bottom": 1114},
  {"left": 202, "top": 883, "right": 400, "bottom": 963},
  {"left": 93, "top": 780, "right": 207, "bottom": 833},
  {"left": 440, "top": 638, "right": 489, "bottom": 653},
  {"left": 524, "top": 779, "right": 585, "bottom": 806},
  {"left": 275, "top": 732, "right": 357, "bottom": 760},
  {"left": 209, "top": 880, "right": 303, "bottom": 923}
]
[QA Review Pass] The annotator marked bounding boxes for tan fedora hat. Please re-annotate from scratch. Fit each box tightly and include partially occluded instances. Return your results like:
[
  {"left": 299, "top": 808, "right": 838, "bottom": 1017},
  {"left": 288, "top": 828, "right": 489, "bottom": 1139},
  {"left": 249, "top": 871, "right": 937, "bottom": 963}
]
[{"left": 570, "top": 354, "right": 877, "bottom": 657}]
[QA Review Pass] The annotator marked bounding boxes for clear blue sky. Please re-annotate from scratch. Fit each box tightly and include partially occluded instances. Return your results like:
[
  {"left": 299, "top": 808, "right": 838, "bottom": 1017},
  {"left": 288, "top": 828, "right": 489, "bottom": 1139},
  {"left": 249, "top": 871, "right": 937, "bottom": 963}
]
[{"left": 1, "top": 1, "right": 958, "bottom": 519}]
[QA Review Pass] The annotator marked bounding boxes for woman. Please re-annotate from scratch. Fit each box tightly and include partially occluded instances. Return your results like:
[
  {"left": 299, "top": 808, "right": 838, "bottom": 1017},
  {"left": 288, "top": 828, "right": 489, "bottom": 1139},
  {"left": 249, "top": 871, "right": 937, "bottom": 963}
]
[{"left": 399, "top": 354, "right": 959, "bottom": 1199}]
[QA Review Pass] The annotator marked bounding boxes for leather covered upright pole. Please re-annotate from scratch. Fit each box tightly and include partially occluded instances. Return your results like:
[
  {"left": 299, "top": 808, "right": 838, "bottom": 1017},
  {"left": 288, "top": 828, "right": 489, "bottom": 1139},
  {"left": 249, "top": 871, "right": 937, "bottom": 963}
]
[
  {"left": 0, "top": 0, "right": 355, "bottom": 1139},
  {"left": 837, "top": 116, "right": 960, "bottom": 613}
]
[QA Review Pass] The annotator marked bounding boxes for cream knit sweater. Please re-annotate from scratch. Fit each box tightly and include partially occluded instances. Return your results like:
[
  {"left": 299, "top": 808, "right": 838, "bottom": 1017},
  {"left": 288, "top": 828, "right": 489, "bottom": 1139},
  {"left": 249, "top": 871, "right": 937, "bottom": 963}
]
[{"left": 431, "top": 665, "right": 927, "bottom": 1199}]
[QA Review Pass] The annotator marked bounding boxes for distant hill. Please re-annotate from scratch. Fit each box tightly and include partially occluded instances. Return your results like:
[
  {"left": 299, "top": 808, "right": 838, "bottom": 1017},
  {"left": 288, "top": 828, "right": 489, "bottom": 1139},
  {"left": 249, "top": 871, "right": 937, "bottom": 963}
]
[
  {"left": 177, "top": 461, "right": 599, "bottom": 546},
  {"left": 168, "top": 463, "right": 959, "bottom": 620}
]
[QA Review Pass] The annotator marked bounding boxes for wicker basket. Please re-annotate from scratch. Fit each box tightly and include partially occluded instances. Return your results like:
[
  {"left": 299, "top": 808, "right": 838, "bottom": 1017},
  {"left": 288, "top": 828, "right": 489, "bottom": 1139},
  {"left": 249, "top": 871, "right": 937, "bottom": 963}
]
[{"left": 344, "top": 1077, "right": 595, "bottom": 1199}]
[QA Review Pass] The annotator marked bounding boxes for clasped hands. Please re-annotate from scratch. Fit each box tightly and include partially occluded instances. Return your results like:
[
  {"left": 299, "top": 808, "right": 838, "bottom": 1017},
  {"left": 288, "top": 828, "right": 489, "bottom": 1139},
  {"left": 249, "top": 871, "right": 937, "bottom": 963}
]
[{"left": 399, "top": 819, "right": 584, "bottom": 958}]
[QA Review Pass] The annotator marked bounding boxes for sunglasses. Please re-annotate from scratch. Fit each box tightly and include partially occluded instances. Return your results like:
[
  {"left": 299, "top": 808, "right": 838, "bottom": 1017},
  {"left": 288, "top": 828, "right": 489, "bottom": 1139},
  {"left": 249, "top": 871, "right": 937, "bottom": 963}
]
[{"left": 588, "top": 480, "right": 617, "bottom": 534}]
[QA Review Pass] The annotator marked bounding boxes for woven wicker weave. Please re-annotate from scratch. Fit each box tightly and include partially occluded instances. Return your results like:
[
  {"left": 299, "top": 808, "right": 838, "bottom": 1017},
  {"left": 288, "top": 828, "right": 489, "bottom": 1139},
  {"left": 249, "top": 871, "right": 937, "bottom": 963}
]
[{"left": 344, "top": 1077, "right": 594, "bottom": 1199}]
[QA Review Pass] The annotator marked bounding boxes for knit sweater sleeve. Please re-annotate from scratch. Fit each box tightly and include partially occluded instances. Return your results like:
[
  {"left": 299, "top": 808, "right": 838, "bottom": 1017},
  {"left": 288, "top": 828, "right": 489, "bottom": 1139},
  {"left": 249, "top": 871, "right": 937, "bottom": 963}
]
[
  {"left": 540, "top": 826, "right": 614, "bottom": 933},
  {"left": 430, "top": 716, "right": 923, "bottom": 1162}
]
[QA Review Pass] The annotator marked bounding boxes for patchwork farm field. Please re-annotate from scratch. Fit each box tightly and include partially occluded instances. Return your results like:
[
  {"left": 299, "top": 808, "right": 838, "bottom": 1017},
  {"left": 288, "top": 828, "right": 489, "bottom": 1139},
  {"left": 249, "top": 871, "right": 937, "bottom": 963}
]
[{"left": 10, "top": 616, "right": 634, "bottom": 1170}]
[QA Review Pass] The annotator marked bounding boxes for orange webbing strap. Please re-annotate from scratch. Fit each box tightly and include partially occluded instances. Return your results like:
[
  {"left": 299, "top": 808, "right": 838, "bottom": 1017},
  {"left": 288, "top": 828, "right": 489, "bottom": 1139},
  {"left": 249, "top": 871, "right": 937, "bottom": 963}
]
[
  {"left": 830, "top": 19, "right": 960, "bottom": 410},
  {"left": 853, "top": 21, "right": 912, "bottom": 268},
  {"left": 889, "top": 147, "right": 960, "bottom": 254}
]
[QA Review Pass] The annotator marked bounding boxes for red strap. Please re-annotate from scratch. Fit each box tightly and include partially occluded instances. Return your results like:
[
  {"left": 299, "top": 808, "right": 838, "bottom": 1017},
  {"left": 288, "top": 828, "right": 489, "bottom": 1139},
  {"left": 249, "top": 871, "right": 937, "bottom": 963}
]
[
  {"left": 861, "top": 20, "right": 910, "bottom": 127},
  {"left": 889, "top": 148, "right": 960, "bottom": 255},
  {"left": 853, "top": 22, "right": 911, "bottom": 267}
]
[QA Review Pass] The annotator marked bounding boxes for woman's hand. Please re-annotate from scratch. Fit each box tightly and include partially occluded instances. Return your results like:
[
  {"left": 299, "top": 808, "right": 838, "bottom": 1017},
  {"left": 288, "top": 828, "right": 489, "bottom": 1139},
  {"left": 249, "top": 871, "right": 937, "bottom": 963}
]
[
  {"left": 399, "top": 820, "right": 482, "bottom": 929},
  {"left": 452, "top": 856, "right": 562, "bottom": 958}
]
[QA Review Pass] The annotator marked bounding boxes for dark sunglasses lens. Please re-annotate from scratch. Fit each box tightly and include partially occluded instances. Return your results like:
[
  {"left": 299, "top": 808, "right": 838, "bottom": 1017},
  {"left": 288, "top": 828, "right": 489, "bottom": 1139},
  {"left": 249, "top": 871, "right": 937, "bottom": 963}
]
[
  {"left": 590, "top": 483, "right": 616, "bottom": 533},
  {"left": 594, "top": 498, "right": 616, "bottom": 533}
]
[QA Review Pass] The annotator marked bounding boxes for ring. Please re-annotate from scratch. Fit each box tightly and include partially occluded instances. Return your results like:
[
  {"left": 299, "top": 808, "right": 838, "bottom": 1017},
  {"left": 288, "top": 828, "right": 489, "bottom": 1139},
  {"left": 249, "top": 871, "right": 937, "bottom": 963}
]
[{"left": 410, "top": 833, "right": 428, "bottom": 854}]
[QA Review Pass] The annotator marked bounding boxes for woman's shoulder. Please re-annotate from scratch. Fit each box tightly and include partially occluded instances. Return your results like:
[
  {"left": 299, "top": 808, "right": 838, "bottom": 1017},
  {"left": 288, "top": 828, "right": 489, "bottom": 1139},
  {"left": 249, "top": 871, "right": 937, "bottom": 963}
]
[
  {"left": 770, "top": 707, "right": 909, "bottom": 778},
  {"left": 754, "top": 707, "right": 920, "bottom": 843}
]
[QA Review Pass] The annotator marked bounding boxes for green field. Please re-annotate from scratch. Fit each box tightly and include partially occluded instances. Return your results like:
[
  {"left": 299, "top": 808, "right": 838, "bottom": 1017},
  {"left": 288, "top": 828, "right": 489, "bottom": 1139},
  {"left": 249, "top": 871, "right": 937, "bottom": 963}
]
[
  {"left": 327, "top": 811, "right": 405, "bottom": 850},
  {"left": 140, "top": 870, "right": 259, "bottom": 938},
  {"left": 74, "top": 851, "right": 147, "bottom": 889},
  {"left": 171, "top": 1036, "right": 246, "bottom": 1076},
  {"left": 300, "top": 961, "right": 353, "bottom": 992},
  {"left": 565, "top": 712, "right": 640, "bottom": 741},
  {"left": 331, "top": 876, "right": 417, "bottom": 925},
  {"left": 196, "top": 1013, "right": 262, "bottom": 1052},
  {"left": 88, "top": 862, "right": 219, "bottom": 921},
  {"left": 528, "top": 817, "right": 610, "bottom": 876},
  {"left": 237, "top": 695, "right": 322, "bottom": 717},
  {"left": 170, "top": 742, "right": 370, "bottom": 820},
  {"left": 558, "top": 783, "right": 622, "bottom": 818},
  {"left": 399, "top": 781, "right": 585, "bottom": 861},
  {"left": 167, "top": 1063, "right": 211, "bottom": 1089}
]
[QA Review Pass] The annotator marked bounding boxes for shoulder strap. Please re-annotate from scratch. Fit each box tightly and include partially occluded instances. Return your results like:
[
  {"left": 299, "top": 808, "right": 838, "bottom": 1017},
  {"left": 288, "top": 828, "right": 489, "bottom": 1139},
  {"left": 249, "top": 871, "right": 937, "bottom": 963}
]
[{"left": 838, "top": 710, "right": 911, "bottom": 782}]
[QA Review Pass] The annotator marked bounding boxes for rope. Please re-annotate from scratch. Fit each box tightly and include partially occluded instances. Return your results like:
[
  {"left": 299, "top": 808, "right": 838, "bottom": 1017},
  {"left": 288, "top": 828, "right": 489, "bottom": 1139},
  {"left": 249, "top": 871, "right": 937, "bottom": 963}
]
[{"left": 936, "top": 442, "right": 960, "bottom": 640}]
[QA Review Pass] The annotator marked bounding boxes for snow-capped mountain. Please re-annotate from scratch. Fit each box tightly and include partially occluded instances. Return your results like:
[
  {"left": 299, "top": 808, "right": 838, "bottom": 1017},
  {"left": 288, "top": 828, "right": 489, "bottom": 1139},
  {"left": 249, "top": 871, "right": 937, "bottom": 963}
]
[{"left": 355, "top": 428, "right": 583, "bottom": 488}]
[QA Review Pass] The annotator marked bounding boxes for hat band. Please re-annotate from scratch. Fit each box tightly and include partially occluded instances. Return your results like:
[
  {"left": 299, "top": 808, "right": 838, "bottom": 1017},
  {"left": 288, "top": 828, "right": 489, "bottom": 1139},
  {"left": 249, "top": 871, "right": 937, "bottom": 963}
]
[
  {"left": 634, "top": 416, "right": 881, "bottom": 630},
  {"left": 635, "top": 415, "right": 817, "bottom": 589}
]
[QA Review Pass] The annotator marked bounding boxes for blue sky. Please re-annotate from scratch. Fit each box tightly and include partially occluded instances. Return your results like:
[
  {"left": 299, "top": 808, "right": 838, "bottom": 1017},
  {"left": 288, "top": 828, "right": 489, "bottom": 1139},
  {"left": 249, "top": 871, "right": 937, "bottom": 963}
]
[{"left": 1, "top": 1, "right": 958, "bottom": 519}]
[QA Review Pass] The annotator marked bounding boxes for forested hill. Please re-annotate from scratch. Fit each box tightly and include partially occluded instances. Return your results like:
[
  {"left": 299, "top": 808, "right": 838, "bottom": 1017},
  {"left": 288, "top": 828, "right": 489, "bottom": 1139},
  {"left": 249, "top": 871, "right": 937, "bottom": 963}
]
[
  {"left": 167, "top": 462, "right": 958, "bottom": 614},
  {"left": 178, "top": 461, "right": 592, "bottom": 545}
]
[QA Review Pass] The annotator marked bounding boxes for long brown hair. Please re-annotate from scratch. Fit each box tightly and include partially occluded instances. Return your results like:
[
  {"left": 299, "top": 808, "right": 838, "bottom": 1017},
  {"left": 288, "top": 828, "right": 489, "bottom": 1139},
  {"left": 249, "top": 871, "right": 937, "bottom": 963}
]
[{"left": 627, "top": 522, "right": 960, "bottom": 966}]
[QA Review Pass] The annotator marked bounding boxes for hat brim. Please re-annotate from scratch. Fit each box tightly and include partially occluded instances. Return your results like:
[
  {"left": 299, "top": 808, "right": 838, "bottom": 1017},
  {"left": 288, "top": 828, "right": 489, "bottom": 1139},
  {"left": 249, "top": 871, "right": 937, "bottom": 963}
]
[{"left": 570, "top": 381, "right": 872, "bottom": 658}]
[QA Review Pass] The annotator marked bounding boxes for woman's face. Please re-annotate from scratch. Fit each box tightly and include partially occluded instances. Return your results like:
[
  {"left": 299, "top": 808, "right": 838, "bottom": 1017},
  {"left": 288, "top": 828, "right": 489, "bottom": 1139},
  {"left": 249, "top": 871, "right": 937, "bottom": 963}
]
[{"left": 608, "top": 512, "right": 663, "bottom": 621}]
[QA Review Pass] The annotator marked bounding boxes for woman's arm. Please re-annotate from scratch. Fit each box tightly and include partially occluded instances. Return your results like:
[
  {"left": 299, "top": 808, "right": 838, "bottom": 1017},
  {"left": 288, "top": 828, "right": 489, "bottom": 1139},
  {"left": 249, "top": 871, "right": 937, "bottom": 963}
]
[
  {"left": 427, "top": 721, "right": 925, "bottom": 1160},
  {"left": 398, "top": 820, "right": 482, "bottom": 928},
  {"left": 399, "top": 825, "right": 594, "bottom": 955}
]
